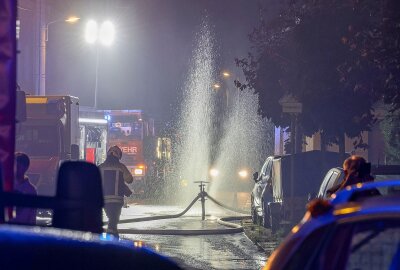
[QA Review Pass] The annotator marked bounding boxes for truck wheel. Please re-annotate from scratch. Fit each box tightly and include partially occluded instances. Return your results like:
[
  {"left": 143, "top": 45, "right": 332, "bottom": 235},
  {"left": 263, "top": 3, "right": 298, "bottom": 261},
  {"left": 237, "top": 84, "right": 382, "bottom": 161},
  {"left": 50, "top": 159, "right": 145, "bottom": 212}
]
[{"left": 269, "top": 209, "right": 279, "bottom": 234}]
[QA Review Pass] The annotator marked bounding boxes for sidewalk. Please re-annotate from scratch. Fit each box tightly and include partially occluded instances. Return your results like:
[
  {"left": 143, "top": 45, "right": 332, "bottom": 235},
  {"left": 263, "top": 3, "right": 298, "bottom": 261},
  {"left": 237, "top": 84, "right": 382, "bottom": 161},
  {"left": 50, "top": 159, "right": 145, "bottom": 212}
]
[{"left": 241, "top": 218, "right": 283, "bottom": 256}]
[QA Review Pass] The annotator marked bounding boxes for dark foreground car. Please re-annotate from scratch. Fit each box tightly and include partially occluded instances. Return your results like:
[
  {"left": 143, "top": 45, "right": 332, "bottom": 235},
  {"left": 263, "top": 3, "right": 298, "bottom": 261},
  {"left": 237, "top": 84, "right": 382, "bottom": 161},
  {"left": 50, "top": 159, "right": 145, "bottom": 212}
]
[
  {"left": 265, "top": 180, "right": 400, "bottom": 270},
  {"left": 0, "top": 225, "right": 181, "bottom": 270}
]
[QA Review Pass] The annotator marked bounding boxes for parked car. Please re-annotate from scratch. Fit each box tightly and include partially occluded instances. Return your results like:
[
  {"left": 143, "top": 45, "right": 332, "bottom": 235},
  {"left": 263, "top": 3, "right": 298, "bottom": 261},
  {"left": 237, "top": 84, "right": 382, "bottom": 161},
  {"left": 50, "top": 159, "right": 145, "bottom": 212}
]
[
  {"left": 251, "top": 156, "right": 274, "bottom": 227},
  {"left": 265, "top": 180, "right": 400, "bottom": 270},
  {"left": 317, "top": 167, "right": 344, "bottom": 198},
  {"left": 251, "top": 151, "right": 343, "bottom": 231},
  {"left": 317, "top": 165, "right": 400, "bottom": 199}
]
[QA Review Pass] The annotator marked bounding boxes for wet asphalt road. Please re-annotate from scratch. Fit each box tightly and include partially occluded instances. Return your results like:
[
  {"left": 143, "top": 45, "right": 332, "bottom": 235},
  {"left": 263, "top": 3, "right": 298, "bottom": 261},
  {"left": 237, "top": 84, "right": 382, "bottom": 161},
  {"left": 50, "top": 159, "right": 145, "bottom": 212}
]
[{"left": 115, "top": 205, "right": 267, "bottom": 270}]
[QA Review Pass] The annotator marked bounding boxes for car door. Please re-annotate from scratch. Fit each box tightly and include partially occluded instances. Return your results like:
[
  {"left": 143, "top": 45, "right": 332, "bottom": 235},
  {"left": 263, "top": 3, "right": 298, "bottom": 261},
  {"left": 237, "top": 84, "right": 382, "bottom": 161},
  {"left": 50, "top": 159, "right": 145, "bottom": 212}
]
[{"left": 254, "top": 158, "right": 272, "bottom": 207}]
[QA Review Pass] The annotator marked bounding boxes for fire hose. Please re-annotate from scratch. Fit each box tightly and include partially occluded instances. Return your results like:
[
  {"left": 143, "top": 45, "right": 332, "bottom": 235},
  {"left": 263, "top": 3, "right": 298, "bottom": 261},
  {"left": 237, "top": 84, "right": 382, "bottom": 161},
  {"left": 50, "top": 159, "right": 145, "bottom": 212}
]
[{"left": 106, "top": 181, "right": 252, "bottom": 235}]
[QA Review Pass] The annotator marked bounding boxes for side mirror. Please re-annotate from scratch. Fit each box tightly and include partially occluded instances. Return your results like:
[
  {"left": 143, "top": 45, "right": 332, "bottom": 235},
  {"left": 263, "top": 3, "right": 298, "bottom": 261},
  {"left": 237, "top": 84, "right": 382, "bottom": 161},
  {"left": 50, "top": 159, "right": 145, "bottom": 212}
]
[{"left": 253, "top": 172, "right": 259, "bottom": 182}]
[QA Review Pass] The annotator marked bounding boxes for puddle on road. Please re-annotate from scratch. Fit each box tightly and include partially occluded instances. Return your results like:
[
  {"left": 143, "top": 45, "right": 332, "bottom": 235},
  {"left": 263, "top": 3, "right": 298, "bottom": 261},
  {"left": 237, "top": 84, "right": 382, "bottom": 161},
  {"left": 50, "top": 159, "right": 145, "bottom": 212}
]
[{"left": 122, "top": 233, "right": 266, "bottom": 270}]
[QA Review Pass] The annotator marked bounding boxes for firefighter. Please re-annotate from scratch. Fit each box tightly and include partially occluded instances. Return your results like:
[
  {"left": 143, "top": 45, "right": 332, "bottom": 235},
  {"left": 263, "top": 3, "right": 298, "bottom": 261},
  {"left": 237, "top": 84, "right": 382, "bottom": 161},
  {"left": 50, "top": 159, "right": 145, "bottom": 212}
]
[{"left": 98, "top": 145, "right": 133, "bottom": 235}]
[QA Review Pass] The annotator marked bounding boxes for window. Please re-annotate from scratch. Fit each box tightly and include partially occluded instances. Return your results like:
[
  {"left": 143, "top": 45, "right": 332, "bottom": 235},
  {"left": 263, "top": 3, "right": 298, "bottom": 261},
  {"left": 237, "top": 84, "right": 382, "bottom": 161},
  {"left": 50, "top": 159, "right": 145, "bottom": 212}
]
[
  {"left": 16, "top": 125, "right": 60, "bottom": 156},
  {"left": 318, "top": 171, "right": 334, "bottom": 197},
  {"left": 346, "top": 220, "right": 400, "bottom": 270},
  {"left": 284, "top": 225, "right": 331, "bottom": 270},
  {"left": 109, "top": 121, "right": 143, "bottom": 140},
  {"left": 285, "top": 219, "right": 400, "bottom": 270},
  {"left": 318, "top": 169, "right": 344, "bottom": 198},
  {"left": 325, "top": 171, "right": 340, "bottom": 192}
]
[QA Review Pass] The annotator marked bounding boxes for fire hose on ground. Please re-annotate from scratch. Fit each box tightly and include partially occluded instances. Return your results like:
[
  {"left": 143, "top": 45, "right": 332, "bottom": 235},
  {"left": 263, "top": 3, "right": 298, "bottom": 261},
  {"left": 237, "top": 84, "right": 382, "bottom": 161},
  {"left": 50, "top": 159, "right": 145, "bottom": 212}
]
[{"left": 105, "top": 181, "right": 252, "bottom": 235}]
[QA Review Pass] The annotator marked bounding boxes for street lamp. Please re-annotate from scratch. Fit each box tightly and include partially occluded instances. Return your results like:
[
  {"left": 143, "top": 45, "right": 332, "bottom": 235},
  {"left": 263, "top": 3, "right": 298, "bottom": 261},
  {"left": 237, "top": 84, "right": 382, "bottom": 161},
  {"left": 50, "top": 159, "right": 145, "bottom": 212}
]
[
  {"left": 46, "top": 16, "right": 80, "bottom": 41},
  {"left": 220, "top": 70, "right": 242, "bottom": 110},
  {"left": 85, "top": 20, "right": 115, "bottom": 108},
  {"left": 222, "top": 71, "right": 230, "bottom": 78},
  {"left": 213, "top": 83, "right": 221, "bottom": 90},
  {"left": 39, "top": 16, "right": 80, "bottom": 96}
]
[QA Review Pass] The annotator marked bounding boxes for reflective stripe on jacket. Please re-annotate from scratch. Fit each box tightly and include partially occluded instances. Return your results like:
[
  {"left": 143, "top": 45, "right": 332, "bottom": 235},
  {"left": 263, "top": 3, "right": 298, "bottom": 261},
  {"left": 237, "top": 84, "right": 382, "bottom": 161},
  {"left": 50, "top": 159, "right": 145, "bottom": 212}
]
[
  {"left": 100, "top": 167, "right": 125, "bottom": 204},
  {"left": 98, "top": 156, "right": 134, "bottom": 204}
]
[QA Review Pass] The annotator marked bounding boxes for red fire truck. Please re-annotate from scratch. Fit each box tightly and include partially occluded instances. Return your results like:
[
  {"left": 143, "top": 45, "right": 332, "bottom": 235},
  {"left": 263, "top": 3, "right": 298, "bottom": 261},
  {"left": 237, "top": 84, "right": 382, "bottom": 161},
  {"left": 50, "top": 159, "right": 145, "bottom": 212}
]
[
  {"left": 15, "top": 96, "right": 80, "bottom": 196},
  {"left": 104, "top": 110, "right": 159, "bottom": 196}
]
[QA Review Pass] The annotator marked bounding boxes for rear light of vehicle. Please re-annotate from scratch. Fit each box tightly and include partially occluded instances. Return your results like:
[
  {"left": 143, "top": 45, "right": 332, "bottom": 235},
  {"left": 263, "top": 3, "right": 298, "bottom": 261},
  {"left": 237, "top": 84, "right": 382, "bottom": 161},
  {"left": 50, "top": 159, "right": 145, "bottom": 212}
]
[{"left": 133, "top": 168, "right": 143, "bottom": 176}]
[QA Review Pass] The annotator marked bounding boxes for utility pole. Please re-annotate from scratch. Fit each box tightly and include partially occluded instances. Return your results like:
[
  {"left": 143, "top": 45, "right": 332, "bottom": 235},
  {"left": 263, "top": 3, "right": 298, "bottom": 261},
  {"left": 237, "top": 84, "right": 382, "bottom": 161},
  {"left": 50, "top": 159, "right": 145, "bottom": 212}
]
[{"left": 39, "top": 0, "right": 46, "bottom": 95}]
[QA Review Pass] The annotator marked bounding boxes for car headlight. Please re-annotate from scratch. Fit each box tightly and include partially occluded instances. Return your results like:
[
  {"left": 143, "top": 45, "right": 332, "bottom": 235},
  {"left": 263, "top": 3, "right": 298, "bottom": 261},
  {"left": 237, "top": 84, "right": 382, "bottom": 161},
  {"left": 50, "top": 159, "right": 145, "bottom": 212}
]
[
  {"left": 238, "top": 169, "right": 248, "bottom": 179},
  {"left": 209, "top": 168, "right": 219, "bottom": 177},
  {"left": 180, "top": 179, "right": 188, "bottom": 187}
]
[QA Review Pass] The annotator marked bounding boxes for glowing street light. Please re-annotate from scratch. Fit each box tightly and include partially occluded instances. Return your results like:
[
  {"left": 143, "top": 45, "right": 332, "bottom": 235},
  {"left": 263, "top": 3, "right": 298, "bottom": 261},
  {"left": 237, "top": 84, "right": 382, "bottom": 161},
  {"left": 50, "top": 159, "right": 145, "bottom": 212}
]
[
  {"left": 85, "top": 20, "right": 116, "bottom": 108},
  {"left": 85, "top": 20, "right": 98, "bottom": 44},
  {"left": 65, "top": 16, "right": 80, "bottom": 23},
  {"left": 85, "top": 20, "right": 115, "bottom": 46},
  {"left": 213, "top": 83, "right": 221, "bottom": 90},
  {"left": 222, "top": 71, "right": 231, "bottom": 78},
  {"left": 99, "top": 21, "right": 116, "bottom": 46}
]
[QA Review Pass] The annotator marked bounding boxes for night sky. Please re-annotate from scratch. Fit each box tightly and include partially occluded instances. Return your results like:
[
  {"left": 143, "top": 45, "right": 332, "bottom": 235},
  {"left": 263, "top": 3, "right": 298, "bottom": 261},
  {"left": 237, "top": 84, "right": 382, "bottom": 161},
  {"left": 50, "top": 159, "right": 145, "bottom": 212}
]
[{"left": 18, "top": 0, "right": 266, "bottom": 124}]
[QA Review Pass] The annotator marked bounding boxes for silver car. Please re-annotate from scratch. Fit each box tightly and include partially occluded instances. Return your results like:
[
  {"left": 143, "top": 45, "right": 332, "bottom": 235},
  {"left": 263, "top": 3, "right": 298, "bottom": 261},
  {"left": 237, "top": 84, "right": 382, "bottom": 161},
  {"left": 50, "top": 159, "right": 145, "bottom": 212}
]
[{"left": 251, "top": 157, "right": 274, "bottom": 228}]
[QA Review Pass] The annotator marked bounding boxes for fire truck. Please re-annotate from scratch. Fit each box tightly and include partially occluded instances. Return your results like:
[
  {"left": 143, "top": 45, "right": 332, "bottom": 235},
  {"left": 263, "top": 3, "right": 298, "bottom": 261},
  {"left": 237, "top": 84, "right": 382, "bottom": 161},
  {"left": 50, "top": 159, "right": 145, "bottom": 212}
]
[
  {"left": 15, "top": 96, "right": 80, "bottom": 196},
  {"left": 104, "top": 110, "right": 170, "bottom": 197}
]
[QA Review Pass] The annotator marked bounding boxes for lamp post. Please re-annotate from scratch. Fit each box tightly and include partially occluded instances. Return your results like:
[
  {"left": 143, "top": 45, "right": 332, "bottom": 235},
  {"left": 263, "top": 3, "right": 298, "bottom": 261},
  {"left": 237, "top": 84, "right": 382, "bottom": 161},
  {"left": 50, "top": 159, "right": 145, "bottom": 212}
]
[
  {"left": 221, "top": 70, "right": 241, "bottom": 110},
  {"left": 222, "top": 71, "right": 231, "bottom": 109},
  {"left": 279, "top": 95, "right": 302, "bottom": 221},
  {"left": 39, "top": 16, "right": 80, "bottom": 96},
  {"left": 213, "top": 71, "right": 233, "bottom": 111},
  {"left": 85, "top": 20, "right": 115, "bottom": 109}
]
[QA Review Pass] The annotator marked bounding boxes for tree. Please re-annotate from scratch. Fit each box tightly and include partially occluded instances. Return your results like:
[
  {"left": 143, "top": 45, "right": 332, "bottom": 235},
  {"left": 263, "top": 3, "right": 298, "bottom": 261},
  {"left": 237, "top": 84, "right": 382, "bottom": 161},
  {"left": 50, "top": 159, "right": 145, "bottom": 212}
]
[
  {"left": 381, "top": 108, "right": 400, "bottom": 164},
  {"left": 346, "top": 0, "right": 400, "bottom": 112},
  {"left": 236, "top": 0, "right": 393, "bottom": 153}
]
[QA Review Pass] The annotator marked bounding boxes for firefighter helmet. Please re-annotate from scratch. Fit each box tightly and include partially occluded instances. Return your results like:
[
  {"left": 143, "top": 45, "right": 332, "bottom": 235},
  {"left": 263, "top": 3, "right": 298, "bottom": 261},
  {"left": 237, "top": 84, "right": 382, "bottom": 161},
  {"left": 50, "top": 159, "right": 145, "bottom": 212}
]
[{"left": 107, "top": 145, "right": 122, "bottom": 160}]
